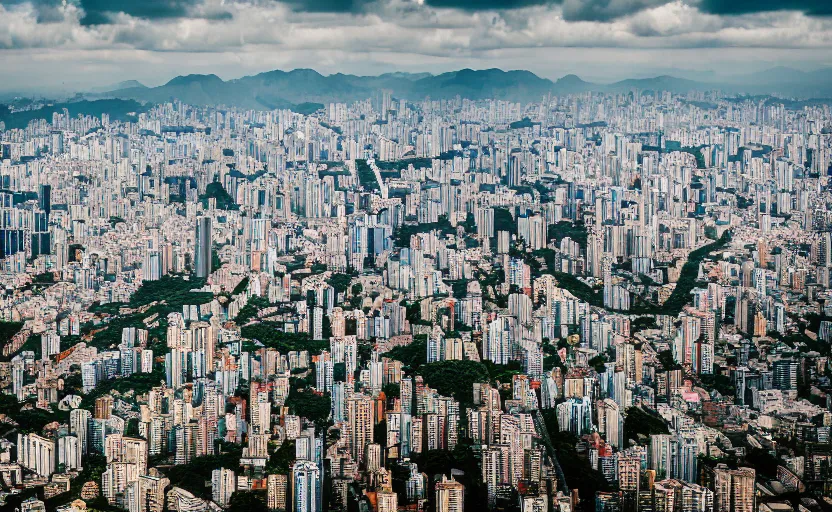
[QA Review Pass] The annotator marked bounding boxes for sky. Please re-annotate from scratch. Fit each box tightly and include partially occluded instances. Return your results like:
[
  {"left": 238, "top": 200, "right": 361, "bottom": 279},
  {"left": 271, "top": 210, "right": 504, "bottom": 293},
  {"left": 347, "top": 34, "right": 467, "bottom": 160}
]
[{"left": 1, "top": 0, "right": 832, "bottom": 93}]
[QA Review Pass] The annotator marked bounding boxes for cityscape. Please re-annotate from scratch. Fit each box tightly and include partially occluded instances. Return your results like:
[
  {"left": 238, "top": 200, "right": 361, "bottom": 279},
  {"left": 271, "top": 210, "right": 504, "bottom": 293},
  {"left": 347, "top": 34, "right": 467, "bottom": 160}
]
[{"left": 1, "top": 2, "right": 832, "bottom": 512}]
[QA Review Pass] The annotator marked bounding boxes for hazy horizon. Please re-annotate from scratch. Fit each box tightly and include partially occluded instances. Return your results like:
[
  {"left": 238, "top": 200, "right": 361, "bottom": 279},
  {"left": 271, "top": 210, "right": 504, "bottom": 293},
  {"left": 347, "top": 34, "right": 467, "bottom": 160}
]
[{"left": 4, "top": 60, "right": 832, "bottom": 99}]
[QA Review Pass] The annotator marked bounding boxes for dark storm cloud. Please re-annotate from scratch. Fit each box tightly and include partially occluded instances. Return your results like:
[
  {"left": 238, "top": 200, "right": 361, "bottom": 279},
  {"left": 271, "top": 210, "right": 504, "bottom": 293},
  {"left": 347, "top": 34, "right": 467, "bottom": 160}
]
[
  {"left": 698, "top": 0, "right": 832, "bottom": 16},
  {"left": 423, "top": 0, "right": 832, "bottom": 20},
  {"left": 39, "top": 0, "right": 231, "bottom": 26},
  {"left": 79, "top": 0, "right": 190, "bottom": 24},
  {"left": 425, "top": 0, "right": 546, "bottom": 8},
  {"left": 282, "top": 0, "right": 656, "bottom": 21},
  {"left": 423, "top": 0, "right": 670, "bottom": 21},
  {"left": 15, "top": 0, "right": 832, "bottom": 28},
  {"left": 281, "top": 0, "right": 370, "bottom": 12},
  {"left": 560, "top": 0, "right": 670, "bottom": 21}
]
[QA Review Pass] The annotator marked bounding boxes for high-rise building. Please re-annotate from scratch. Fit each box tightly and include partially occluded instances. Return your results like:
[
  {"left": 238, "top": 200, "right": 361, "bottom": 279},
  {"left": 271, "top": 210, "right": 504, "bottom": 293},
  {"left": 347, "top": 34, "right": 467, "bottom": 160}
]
[
  {"left": 195, "top": 216, "right": 212, "bottom": 278},
  {"left": 292, "top": 460, "right": 321, "bottom": 512},
  {"left": 347, "top": 394, "right": 373, "bottom": 466},
  {"left": 39, "top": 184, "right": 51, "bottom": 217},
  {"left": 95, "top": 395, "right": 114, "bottom": 419},
  {"left": 704, "top": 464, "right": 755, "bottom": 512},
  {"left": 212, "top": 468, "right": 236, "bottom": 507},
  {"left": 435, "top": 475, "right": 464, "bottom": 512},
  {"left": 267, "top": 474, "right": 288, "bottom": 510},
  {"left": 57, "top": 435, "right": 82, "bottom": 472},
  {"left": 377, "top": 491, "right": 398, "bottom": 512},
  {"left": 17, "top": 433, "right": 56, "bottom": 477},
  {"left": 772, "top": 359, "right": 798, "bottom": 392},
  {"left": 136, "top": 473, "right": 170, "bottom": 512}
]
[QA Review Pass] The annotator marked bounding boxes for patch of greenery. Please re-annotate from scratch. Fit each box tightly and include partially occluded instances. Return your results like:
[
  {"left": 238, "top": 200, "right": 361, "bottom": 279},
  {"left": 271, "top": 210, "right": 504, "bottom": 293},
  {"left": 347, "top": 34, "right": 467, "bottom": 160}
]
[
  {"left": 657, "top": 349, "right": 682, "bottom": 372},
  {"left": 18, "top": 334, "right": 43, "bottom": 359},
  {"left": 623, "top": 406, "right": 670, "bottom": 447},
  {"left": 382, "top": 335, "right": 427, "bottom": 370},
  {"left": 699, "top": 371, "right": 736, "bottom": 397},
  {"left": 0, "top": 321, "right": 24, "bottom": 360},
  {"left": 8, "top": 401, "right": 69, "bottom": 434},
  {"left": 130, "top": 274, "right": 213, "bottom": 310},
  {"left": 392, "top": 215, "right": 454, "bottom": 247},
  {"left": 78, "top": 365, "right": 166, "bottom": 410},
  {"left": 355, "top": 159, "right": 380, "bottom": 192},
  {"left": 33, "top": 272, "right": 56, "bottom": 284},
  {"left": 327, "top": 273, "right": 353, "bottom": 295},
  {"left": 417, "top": 359, "right": 490, "bottom": 405},
  {"left": 0, "top": 99, "right": 148, "bottom": 130},
  {"left": 232, "top": 276, "right": 250, "bottom": 295},
  {"left": 108, "top": 216, "right": 126, "bottom": 227},
  {"left": 493, "top": 207, "right": 516, "bottom": 235},
  {"left": 659, "top": 230, "right": 731, "bottom": 315},
  {"left": 444, "top": 279, "right": 469, "bottom": 299},
  {"left": 382, "top": 383, "right": 400, "bottom": 398},
  {"left": 631, "top": 316, "right": 658, "bottom": 333},
  {"left": 293, "top": 102, "right": 325, "bottom": 116},
  {"left": 266, "top": 439, "right": 296, "bottom": 475},
  {"left": 588, "top": 354, "right": 608, "bottom": 373},
  {"left": 285, "top": 387, "right": 331, "bottom": 433},
  {"left": 234, "top": 295, "right": 271, "bottom": 325},
  {"left": 410, "top": 440, "right": 489, "bottom": 511},
  {"left": 550, "top": 272, "right": 602, "bottom": 307},
  {"left": 165, "top": 447, "right": 242, "bottom": 498},
  {"left": 539, "top": 409, "right": 610, "bottom": 511},
  {"left": 509, "top": 117, "right": 538, "bottom": 129},
  {"left": 241, "top": 322, "right": 328, "bottom": 354},
  {"left": 85, "top": 313, "right": 147, "bottom": 350},
  {"left": 547, "top": 221, "right": 588, "bottom": 247},
  {"left": 200, "top": 181, "right": 239, "bottom": 210},
  {"left": 482, "top": 359, "right": 524, "bottom": 385}
]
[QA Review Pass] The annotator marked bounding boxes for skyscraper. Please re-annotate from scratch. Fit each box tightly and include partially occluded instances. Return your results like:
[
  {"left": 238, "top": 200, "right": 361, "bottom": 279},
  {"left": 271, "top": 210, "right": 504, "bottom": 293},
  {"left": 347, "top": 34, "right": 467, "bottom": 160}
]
[
  {"left": 347, "top": 394, "right": 373, "bottom": 466},
  {"left": 17, "top": 433, "right": 56, "bottom": 477},
  {"left": 377, "top": 491, "right": 398, "bottom": 512},
  {"left": 436, "top": 475, "right": 465, "bottom": 512},
  {"left": 136, "top": 472, "right": 169, "bottom": 512},
  {"left": 704, "top": 464, "right": 755, "bottom": 512},
  {"left": 39, "top": 184, "right": 51, "bottom": 217},
  {"left": 435, "top": 475, "right": 464, "bottom": 512},
  {"left": 212, "top": 468, "right": 236, "bottom": 507},
  {"left": 268, "top": 474, "right": 288, "bottom": 510},
  {"left": 292, "top": 460, "right": 321, "bottom": 512},
  {"left": 195, "top": 216, "right": 212, "bottom": 278}
]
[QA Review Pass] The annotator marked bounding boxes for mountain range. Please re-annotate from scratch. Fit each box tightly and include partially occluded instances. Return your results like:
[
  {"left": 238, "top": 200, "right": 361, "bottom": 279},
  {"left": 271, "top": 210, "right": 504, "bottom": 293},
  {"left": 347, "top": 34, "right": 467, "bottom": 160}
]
[{"left": 66, "top": 66, "right": 832, "bottom": 110}]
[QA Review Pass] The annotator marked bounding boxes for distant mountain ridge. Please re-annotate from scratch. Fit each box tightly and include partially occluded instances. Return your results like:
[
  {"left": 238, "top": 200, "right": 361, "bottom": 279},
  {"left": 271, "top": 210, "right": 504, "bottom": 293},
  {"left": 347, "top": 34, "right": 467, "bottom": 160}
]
[{"left": 82, "top": 67, "right": 832, "bottom": 110}]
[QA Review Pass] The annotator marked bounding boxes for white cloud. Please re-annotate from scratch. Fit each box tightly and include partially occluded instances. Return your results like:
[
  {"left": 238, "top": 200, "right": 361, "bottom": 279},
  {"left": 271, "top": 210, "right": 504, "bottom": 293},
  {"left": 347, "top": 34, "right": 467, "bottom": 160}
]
[{"left": 1, "top": 0, "right": 832, "bottom": 92}]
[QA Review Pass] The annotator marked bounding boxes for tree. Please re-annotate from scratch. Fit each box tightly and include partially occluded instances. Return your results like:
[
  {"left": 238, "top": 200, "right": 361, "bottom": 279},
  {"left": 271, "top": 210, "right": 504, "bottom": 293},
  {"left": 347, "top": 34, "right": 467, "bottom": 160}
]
[
  {"left": 417, "top": 360, "right": 490, "bottom": 405},
  {"left": 657, "top": 349, "right": 682, "bottom": 371},
  {"left": 623, "top": 407, "right": 670, "bottom": 447},
  {"left": 285, "top": 388, "right": 331, "bottom": 433},
  {"left": 227, "top": 491, "right": 269, "bottom": 512}
]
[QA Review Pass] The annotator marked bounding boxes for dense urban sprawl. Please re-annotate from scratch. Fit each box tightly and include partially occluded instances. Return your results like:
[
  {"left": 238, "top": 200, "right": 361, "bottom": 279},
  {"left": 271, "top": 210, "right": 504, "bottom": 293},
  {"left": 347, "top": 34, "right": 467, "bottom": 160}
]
[{"left": 0, "top": 89, "right": 831, "bottom": 512}]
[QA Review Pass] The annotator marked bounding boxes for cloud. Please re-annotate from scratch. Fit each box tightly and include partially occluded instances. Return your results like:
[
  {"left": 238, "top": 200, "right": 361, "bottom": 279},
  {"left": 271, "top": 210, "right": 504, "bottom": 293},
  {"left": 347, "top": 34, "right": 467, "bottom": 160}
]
[
  {"left": 280, "top": 0, "right": 372, "bottom": 13},
  {"left": 423, "top": 0, "right": 665, "bottom": 20},
  {"left": 424, "top": 0, "right": 832, "bottom": 21},
  {"left": 697, "top": 0, "right": 832, "bottom": 16},
  {"left": 77, "top": 0, "right": 185, "bottom": 24},
  {"left": 560, "top": 0, "right": 669, "bottom": 21},
  {"left": 2, "top": 0, "right": 832, "bottom": 93},
  {"left": 3, "top": 0, "right": 832, "bottom": 54}
]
